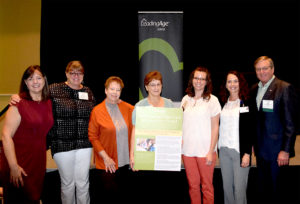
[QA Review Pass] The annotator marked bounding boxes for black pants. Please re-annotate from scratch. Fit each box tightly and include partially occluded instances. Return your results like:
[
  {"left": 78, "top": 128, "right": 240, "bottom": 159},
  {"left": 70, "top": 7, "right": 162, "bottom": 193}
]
[
  {"left": 90, "top": 165, "right": 132, "bottom": 204},
  {"left": 3, "top": 184, "right": 40, "bottom": 204},
  {"left": 256, "top": 157, "right": 281, "bottom": 203}
]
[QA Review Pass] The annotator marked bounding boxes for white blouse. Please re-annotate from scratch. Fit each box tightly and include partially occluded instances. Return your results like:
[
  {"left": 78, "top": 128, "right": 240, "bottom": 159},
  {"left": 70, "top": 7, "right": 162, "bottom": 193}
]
[
  {"left": 181, "top": 94, "right": 221, "bottom": 157},
  {"left": 218, "top": 99, "right": 240, "bottom": 153}
]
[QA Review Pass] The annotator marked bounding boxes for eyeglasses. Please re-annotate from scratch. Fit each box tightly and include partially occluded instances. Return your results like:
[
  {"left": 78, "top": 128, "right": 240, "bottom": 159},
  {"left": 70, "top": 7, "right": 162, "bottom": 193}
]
[
  {"left": 193, "top": 77, "right": 206, "bottom": 81},
  {"left": 69, "top": 72, "right": 83, "bottom": 76},
  {"left": 255, "top": 66, "right": 271, "bottom": 72},
  {"left": 148, "top": 83, "right": 162, "bottom": 87}
]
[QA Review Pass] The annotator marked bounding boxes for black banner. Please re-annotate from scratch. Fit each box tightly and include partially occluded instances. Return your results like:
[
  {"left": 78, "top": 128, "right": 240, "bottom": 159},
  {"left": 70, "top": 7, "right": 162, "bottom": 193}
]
[{"left": 138, "top": 12, "right": 183, "bottom": 102}]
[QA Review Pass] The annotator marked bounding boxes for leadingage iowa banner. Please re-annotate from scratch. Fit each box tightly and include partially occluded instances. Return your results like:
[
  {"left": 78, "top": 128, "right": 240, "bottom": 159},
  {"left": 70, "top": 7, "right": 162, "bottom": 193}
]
[{"left": 138, "top": 12, "right": 183, "bottom": 102}]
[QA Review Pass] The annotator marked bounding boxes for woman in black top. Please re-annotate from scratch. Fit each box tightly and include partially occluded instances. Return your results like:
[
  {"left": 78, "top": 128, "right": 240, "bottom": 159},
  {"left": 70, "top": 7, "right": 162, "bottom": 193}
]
[{"left": 48, "top": 61, "right": 95, "bottom": 204}]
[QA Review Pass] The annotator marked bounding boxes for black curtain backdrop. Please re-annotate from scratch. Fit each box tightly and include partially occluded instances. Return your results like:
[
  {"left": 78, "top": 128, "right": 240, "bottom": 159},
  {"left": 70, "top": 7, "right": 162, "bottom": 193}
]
[{"left": 41, "top": 0, "right": 300, "bottom": 106}]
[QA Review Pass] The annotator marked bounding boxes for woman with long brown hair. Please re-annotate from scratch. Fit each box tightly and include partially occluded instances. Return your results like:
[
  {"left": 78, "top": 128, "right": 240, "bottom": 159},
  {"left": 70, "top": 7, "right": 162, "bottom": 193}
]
[
  {"left": 218, "top": 70, "right": 253, "bottom": 204},
  {"left": 181, "top": 66, "right": 221, "bottom": 204},
  {"left": 10, "top": 61, "right": 96, "bottom": 204},
  {"left": 2, "top": 65, "right": 53, "bottom": 203}
]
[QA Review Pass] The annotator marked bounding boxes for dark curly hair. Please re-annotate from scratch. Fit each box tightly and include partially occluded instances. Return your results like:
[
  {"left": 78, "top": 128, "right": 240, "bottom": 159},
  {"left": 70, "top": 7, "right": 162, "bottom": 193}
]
[
  {"left": 185, "top": 66, "right": 212, "bottom": 101},
  {"left": 219, "top": 70, "right": 249, "bottom": 103}
]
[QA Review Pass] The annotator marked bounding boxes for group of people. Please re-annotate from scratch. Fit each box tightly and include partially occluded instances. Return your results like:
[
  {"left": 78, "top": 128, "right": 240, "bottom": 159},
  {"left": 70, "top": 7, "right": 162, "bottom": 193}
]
[{"left": 0, "top": 56, "right": 297, "bottom": 204}]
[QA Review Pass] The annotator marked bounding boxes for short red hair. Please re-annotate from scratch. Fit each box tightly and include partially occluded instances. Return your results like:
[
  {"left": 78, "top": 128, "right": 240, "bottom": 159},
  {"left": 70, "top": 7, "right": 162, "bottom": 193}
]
[
  {"left": 105, "top": 76, "right": 124, "bottom": 90},
  {"left": 144, "top": 71, "right": 163, "bottom": 86}
]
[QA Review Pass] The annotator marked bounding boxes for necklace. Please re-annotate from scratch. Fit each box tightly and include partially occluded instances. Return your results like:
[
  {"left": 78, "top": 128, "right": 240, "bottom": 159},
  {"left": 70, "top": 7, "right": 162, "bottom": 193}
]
[{"left": 193, "top": 95, "right": 202, "bottom": 107}]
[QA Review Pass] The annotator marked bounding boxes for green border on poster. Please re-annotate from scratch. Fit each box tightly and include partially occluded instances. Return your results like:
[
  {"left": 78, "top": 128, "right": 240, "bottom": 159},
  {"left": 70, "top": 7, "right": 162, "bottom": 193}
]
[{"left": 134, "top": 107, "right": 183, "bottom": 170}]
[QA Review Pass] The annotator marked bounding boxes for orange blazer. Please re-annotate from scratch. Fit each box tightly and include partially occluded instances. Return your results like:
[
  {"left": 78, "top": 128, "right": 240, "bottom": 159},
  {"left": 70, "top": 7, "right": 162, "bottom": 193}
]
[{"left": 88, "top": 100, "right": 134, "bottom": 170}]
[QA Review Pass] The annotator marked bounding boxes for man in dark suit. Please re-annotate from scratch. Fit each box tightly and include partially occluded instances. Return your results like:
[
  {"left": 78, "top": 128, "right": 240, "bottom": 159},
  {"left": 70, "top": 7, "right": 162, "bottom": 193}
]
[{"left": 250, "top": 56, "right": 297, "bottom": 202}]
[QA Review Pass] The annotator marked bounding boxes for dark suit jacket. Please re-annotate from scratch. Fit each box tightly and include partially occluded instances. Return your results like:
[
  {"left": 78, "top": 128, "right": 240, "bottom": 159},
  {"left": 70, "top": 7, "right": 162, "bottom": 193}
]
[{"left": 250, "top": 77, "right": 297, "bottom": 161}]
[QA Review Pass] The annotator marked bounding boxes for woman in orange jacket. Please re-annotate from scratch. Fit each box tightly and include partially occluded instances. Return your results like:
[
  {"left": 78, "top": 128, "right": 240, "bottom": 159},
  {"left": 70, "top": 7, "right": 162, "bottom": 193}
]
[{"left": 88, "top": 76, "right": 133, "bottom": 203}]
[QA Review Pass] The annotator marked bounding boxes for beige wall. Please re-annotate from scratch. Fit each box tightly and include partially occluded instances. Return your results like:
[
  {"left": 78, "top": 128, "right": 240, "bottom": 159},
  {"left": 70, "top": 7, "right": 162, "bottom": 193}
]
[{"left": 0, "top": 0, "right": 41, "bottom": 138}]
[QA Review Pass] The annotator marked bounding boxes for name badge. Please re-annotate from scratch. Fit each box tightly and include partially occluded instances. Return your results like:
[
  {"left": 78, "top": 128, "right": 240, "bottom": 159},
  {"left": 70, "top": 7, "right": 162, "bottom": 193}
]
[
  {"left": 78, "top": 92, "right": 89, "bottom": 100},
  {"left": 262, "top": 100, "right": 273, "bottom": 112},
  {"left": 240, "top": 106, "right": 249, "bottom": 113}
]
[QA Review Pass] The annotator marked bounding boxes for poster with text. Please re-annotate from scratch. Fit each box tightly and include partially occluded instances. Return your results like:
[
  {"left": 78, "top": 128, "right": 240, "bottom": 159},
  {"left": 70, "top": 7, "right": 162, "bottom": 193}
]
[{"left": 134, "top": 106, "right": 183, "bottom": 171}]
